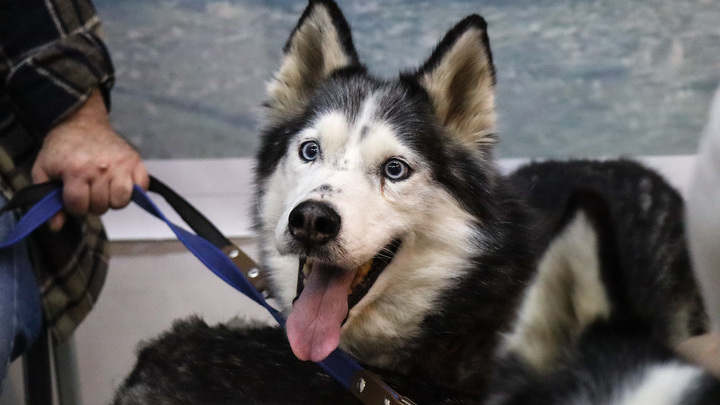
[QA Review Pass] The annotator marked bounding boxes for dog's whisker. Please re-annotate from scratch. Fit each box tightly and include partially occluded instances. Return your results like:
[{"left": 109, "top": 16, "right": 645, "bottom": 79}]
[{"left": 255, "top": 196, "right": 280, "bottom": 226}]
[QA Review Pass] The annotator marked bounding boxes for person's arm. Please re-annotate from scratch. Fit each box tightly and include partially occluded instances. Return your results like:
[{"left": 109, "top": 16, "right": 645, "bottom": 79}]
[
  {"left": 0, "top": 0, "right": 115, "bottom": 135},
  {"left": 676, "top": 86, "right": 720, "bottom": 377},
  {"left": 1, "top": 0, "right": 148, "bottom": 230},
  {"left": 687, "top": 86, "right": 720, "bottom": 332}
]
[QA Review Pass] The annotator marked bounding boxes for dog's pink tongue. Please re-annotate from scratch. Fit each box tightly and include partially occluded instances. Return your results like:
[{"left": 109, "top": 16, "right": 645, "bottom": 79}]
[{"left": 286, "top": 262, "right": 354, "bottom": 362}]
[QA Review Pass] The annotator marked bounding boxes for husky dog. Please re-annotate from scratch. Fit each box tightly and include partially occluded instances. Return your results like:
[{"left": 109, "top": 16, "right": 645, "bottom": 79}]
[{"left": 113, "top": 1, "right": 708, "bottom": 403}]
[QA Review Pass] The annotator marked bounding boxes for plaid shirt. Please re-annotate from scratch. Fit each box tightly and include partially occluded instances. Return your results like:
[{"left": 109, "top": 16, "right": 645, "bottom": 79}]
[{"left": 0, "top": 0, "right": 113, "bottom": 343}]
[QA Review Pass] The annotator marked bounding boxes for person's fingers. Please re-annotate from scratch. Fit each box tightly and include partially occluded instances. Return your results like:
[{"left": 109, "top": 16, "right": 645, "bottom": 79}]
[
  {"left": 109, "top": 174, "right": 134, "bottom": 209},
  {"left": 132, "top": 162, "right": 150, "bottom": 190},
  {"left": 48, "top": 212, "right": 66, "bottom": 233},
  {"left": 676, "top": 333, "right": 720, "bottom": 379},
  {"left": 63, "top": 177, "right": 90, "bottom": 216},
  {"left": 30, "top": 91, "right": 147, "bottom": 216},
  {"left": 89, "top": 176, "right": 110, "bottom": 215},
  {"left": 30, "top": 165, "right": 51, "bottom": 185}
]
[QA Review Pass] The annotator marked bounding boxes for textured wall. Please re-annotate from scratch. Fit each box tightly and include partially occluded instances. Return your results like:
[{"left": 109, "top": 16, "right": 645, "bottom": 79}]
[{"left": 97, "top": 0, "right": 720, "bottom": 159}]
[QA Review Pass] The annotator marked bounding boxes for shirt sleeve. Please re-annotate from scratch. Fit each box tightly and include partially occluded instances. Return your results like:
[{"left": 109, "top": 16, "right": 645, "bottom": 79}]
[
  {"left": 0, "top": 0, "right": 115, "bottom": 137},
  {"left": 687, "top": 86, "right": 720, "bottom": 332}
]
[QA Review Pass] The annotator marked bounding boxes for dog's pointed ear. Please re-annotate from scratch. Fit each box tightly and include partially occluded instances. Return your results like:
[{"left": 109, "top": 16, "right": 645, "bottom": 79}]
[
  {"left": 501, "top": 189, "right": 620, "bottom": 373},
  {"left": 265, "top": 0, "right": 359, "bottom": 122},
  {"left": 414, "top": 15, "right": 496, "bottom": 149}
]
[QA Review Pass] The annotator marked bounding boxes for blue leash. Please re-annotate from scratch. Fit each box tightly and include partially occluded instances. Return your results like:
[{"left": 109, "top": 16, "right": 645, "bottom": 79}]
[{"left": 0, "top": 179, "right": 414, "bottom": 405}]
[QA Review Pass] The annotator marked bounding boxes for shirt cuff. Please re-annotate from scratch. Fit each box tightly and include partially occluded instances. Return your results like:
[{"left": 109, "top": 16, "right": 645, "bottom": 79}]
[{"left": 4, "top": 31, "right": 115, "bottom": 137}]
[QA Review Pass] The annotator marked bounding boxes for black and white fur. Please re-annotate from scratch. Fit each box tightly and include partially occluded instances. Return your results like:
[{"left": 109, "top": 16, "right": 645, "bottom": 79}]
[
  {"left": 113, "top": 1, "right": 710, "bottom": 403},
  {"left": 490, "top": 190, "right": 720, "bottom": 405}
]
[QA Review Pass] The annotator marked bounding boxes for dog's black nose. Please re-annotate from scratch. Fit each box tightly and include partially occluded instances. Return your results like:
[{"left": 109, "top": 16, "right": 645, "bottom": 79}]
[{"left": 288, "top": 201, "right": 341, "bottom": 248}]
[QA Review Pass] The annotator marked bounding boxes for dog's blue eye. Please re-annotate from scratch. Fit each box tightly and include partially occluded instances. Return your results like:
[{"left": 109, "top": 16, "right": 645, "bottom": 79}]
[
  {"left": 383, "top": 159, "right": 411, "bottom": 181},
  {"left": 300, "top": 141, "right": 320, "bottom": 162}
]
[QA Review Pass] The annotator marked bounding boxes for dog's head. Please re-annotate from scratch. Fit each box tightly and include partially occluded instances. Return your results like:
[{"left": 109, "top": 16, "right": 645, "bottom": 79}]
[{"left": 255, "top": 0, "right": 499, "bottom": 363}]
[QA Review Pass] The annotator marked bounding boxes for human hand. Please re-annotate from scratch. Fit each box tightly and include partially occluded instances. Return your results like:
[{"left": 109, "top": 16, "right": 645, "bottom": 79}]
[
  {"left": 31, "top": 89, "right": 149, "bottom": 231},
  {"left": 676, "top": 332, "right": 720, "bottom": 379}
]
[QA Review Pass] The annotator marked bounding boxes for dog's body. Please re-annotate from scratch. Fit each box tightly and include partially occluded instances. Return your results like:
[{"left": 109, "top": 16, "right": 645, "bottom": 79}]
[
  {"left": 113, "top": 1, "right": 712, "bottom": 403},
  {"left": 489, "top": 190, "right": 719, "bottom": 405}
]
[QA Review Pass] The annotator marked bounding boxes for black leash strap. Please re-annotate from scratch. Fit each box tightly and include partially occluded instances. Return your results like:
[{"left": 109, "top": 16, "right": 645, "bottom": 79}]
[
  {"left": 147, "top": 176, "right": 272, "bottom": 297},
  {"left": 0, "top": 180, "right": 62, "bottom": 215}
]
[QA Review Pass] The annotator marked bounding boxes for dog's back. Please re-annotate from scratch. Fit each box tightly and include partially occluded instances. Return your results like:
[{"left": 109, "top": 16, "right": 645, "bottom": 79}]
[
  {"left": 510, "top": 159, "right": 706, "bottom": 345},
  {"left": 492, "top": 186, "right": 718, "bottom": 405}
]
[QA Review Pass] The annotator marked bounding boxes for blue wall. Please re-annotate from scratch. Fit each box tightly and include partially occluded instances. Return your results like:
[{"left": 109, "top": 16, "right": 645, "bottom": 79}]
[{"left": 96, "top": 0, "right": 720, "bottom": 159}]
